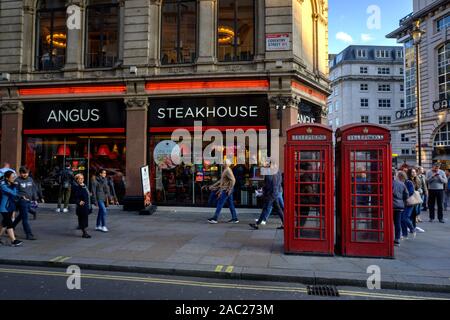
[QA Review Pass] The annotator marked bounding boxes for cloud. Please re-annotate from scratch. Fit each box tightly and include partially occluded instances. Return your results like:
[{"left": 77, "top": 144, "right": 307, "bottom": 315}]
[
  {"left": 336, "top": 32, "right": 353, "bottom": 43},
  {"left": 361, "top": 33, "right": 375, "bottom": 42}
]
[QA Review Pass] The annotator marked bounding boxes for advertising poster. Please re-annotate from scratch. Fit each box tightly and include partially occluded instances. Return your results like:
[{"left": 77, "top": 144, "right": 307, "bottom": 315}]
[{"left": 141, "top": 165, "right": 152, "bottom": 207}]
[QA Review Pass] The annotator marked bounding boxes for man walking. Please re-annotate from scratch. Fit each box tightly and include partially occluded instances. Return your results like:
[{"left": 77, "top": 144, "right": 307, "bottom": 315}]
[
  {"left": 12, "top": 166, "right": 38, "bottom": 240},
  {"left": 57, "top": 162, "right": 74, "bottom": 213},
  {"left": 426, "top": 162, "right": 447, "bottom": 223},
  {"left": 207, "top": 159, "right": 238, "bottom": 224}
]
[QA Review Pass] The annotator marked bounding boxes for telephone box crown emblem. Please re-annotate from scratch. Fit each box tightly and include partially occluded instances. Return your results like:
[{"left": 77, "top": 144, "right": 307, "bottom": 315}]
[
  {"left": 363, "top": 127, "right": 369, "bottom": 134},
  {"left": 306, "top": 127, "right": 313, "bottom": 134}
]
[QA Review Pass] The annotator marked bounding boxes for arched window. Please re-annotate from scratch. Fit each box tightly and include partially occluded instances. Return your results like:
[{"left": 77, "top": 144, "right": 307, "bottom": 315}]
[
  {"left": 217, "top": 0, "right": 254, "bottom": 62},
  {"left": 434, "top": 123, "right": 450, "bottom": 147},
  {"left": 36, "top": 0, "right": 67, "bottom": 70},
  {"left": 161, "top": 0, "right": 197, "bottom": 65},
  {"left": 86, "top": 0, "right": 119, "bottom": 68},
  {"left": 438, "top": 42, "right": 450, "bottom": 101}
]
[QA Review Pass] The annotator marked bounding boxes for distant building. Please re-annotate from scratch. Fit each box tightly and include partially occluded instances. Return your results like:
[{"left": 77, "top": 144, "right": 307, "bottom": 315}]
[{"left": 387, "top": 0, "right": 450, "bottom": 169}]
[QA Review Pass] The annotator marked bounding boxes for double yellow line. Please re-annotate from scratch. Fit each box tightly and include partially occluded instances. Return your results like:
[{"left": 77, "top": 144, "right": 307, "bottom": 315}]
[
  {"left": 49, "top": 256, "right": 72, "bottom": 263},
  {"left": 0, "top": 267, "right": 448, "bottom": 300}
]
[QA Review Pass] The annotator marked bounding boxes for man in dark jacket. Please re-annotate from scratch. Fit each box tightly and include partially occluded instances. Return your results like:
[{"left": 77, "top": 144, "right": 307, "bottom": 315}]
[
  {"left": 393, "top": 171, "right": 409, "bottom": 246},
  {"left": 57, "top": 162, "right": 74, "bottom": 213},
  {"left": 13, "top": 166, "right": 38, "bottom": 240}
]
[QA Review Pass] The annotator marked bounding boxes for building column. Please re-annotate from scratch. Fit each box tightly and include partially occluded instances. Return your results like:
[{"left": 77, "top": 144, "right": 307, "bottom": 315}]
[
  {"left": 148, "top": 0, "right": 162, "bottom": 67},
  {"left": 64, "top": 1, "right": 83, "bottom": 72},
  {"left": 1, "top": 101, "right": 23, "bottom": 170},
  {"left": 124, "top": 98, "right": 148, "bottom": 197},
  {"left": 196, "top": 0, "right": 217, "bottom": 72},
  {"left": 22, "top": 4, "right": 35, "bottom": 73},
  {"left": 255, "top": 0, "right": 265, "bottom": 70}
]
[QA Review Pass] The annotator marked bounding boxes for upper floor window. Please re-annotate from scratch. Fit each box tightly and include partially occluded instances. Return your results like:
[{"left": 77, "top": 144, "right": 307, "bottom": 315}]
[
  {"left": 360, "top": 83, "right": 368, "bottom": 91},
  {"left": 376, "top": 50, "right": 391, "bottom": 59},
  {"left": 218, "top": 0, "right": 254, "bottom": 62},
  {"left": 378, "top": 116, "right": 391, "bottom": 125},
  {"left": 161, "top": 0, "right": 197, "bottom": 65},
  {"left": 438, "top": 42, "right": 450, "bottom": 101},
  {"left": 360, "top": 66, "right": 368, "bottom": 74},
  {"left": 356, "top": 49, "right": 367, "bottom": 58},
  {"left": 396, "top": 50, "right": 404, "bottom": 59},
  {"left": 86, "top": 0, "right": 119, "bottom": 68},
  {"left": 36, "top": 0, "right": 66, "bottom": 70},
  {"left": 378, "top": 67, "right": 390, "bottom": 75},
  {"left": 437, "top": 15, "right": 450, "bottom": 32},
  {"left": 378, "top": 99, "right": 391, "bottom": 108},
  {"left": 378, "top": 84, "right": 391, "bottom": 92},
  {"left": 400, "top": 67, "right": 404, "bottom": 75},
  {"left": 361, "top": 115, "right": 369, "bottom": 123}
]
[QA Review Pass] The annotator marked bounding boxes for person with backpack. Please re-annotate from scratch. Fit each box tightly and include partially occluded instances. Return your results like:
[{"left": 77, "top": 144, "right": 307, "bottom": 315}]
[
  {"left": 91, "top": 169, "right": 111, "bottom": 232},
  {"left": 56, "top": 162, "right": 74, "bottom": 213},
  {"left": 0, "top": 171, "right": 23, "bottom": 247}
]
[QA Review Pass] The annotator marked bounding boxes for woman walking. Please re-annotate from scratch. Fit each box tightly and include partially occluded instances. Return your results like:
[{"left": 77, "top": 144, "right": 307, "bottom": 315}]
[
  {"left": 91, "top": 169, "right": 111, "bottom": 232},
  {"left": 393, "top": 171, "right": 408, "bottom": 246},
  {"left": 0, "top": 171, "right": 23, "bottom": 246},
  {"left": 402, "top": 169, "right": 419, "bottom": 239},
  {"left": 73, "top": 174, "right": 91, "bottom": 238},
  {"left": 408, "top": 168, "right": 425, "bottom": 233}
]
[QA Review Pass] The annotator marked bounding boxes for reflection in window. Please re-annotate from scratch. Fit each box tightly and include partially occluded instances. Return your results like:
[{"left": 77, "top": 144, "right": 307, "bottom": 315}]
[
  {"left": 161, "top": 0, "right": 197, "bottom": 65},
  {"left": 218, "top": 0, "right": 254, "bottom": 62},
  {"left": 36, "top": 0, "right": 66, "bottom": 70},
  {"left": 86, "top": 0, "right": 119, "bottom": 68}
]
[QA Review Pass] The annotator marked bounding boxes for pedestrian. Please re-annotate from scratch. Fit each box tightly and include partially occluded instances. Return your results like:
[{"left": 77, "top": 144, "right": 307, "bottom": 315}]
[
  {"left": 445, "top": 169, "right": 450, "bottom": 211},
  {"left": 417, "top": 166, "right": 428, "bottom": 217},
  {"left": 408, "top": 168, "right": 425, "bottom": 233},
  {"left": 29, "top": 174, "right": 44, "bottom": 220},
  {"left": 56, "top": 162, "right": 74, "bottom": 213},
  {"left": 73, "top": 174, "right": 92, "bottom": 238},
  {"left": 207, "top": 159, "right": 238, "bottom": 224},
  {"left": 0, "top": 171, "right": 23, "bottom": 247},
  {"left": 249, "top": 162, "right": 284, "bottom": 230},
  {"left": 12, "top": 166, "right": 37, "bottom": 240},
  {"left": 91, "top": 169, "right": 111, "bottom": 232},
  {"left": 393, "top": 171, "right": 409, "bottom": 246},
  {"left": 402, "top": 170, "right": 418, "bottom": 240},
  {"left": 426, "top": 162, "right": 447, "bottom": 223},
  {"left": 0, "top": 162, "right": 16, "bottom": 178}
]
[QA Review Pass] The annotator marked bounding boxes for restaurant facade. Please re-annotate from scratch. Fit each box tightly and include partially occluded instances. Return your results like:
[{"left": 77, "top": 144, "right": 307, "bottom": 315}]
[{"left": 0, "top": 0, "right": 330, "bottom": 208}]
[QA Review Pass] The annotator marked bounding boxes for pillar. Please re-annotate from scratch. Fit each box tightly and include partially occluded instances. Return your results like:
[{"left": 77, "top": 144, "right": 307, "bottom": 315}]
[
  {"left": 124, "top": 97, "right": 148, "bottom": 197},
  {"left": 196, "top": 0, "right": 217, "bottom": 71},
  {"left": 64, "top": 1, "right": 83, "bottom": 71},
  {"left": 1, "top": 101, "right": 23, "bottom": 170},
  {"left": 148, "top": 0, "right": 162, "bottom": 66}
]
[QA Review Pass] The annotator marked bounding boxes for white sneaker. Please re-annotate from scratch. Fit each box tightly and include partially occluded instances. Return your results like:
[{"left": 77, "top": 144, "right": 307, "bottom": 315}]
[
  {"left": 95, "top": 226, "right": 102, "bottom": 231},
  {"left": 56, "top": 208, "right": 61, "bottom": 213},
  {"left": 101, "top": 226, "right": 109, "bottom": 232},
  {"left": 416, "top": 227, "right": 425, "bottom": 233},
  {"left": 260, "top": 221, "right": 267, "bottom": 226},
  {"left": 63, "top": 208, "right": 69, "bottom": 213}
]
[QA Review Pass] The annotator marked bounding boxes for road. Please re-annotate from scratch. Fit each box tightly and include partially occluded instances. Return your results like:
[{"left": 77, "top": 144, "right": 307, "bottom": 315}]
[{"left": 0, "top": 264, "right": 449, "bottom": 301}]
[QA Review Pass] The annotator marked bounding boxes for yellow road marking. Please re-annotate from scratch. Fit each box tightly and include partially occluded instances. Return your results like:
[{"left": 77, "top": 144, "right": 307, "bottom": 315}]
[
  {"left": 58, "top": 257, "right": 71, "bottom": 263},
  {"left": 225, "top": 266, "right": 234, "bottom": 273},
  {"left": 0, "top": 267, "right": 448, "bottom": 301},
  {"left": 215, "top": 265, "right": 223, "bottom": 272},
  {"left": 49, "top": 256, "right": 64, "bottom": 262}
]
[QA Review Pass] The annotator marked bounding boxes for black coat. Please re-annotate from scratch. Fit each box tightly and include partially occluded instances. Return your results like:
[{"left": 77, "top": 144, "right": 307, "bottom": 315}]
[{"left": 73, "top": 183, "right": 90, "bottom": 216}]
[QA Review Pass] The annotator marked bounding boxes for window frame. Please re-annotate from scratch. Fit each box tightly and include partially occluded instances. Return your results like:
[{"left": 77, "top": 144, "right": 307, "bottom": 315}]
[
  {"left": 437, "top": 42, "right": 450, "bottom": 101},
  {"left": 360, "top": 98, "right": 369, "bottom": 108},
  {"left": 378, "top": 99, "right": 392, "bottom": 108}
]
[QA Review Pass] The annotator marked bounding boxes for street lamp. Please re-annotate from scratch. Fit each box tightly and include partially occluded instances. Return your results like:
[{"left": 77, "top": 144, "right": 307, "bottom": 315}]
[{"left": 411, "top": 20, "right": 425, "bottom": 167}]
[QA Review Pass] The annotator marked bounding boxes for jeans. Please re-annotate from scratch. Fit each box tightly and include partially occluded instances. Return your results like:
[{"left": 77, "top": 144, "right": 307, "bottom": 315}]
[
  {"left": 257, "top": 196, "right": 284, "bottom": 225},
  {"left": 411, "top": 204, "right": 420, "bottom": 228},
  {"left": 207, "top": 191, "right": 218, "bottom": 207},
  {"left": 212, "top": 191, "right": 237, "bottom": 221},
  {"left": 96, "top": 200, "right": 107, "bottom": 227},
  {"left": 422, "top": 194, "right": 428, "bottom": 211},
  {"left": 428, "top": 189, "right": 444, "bottom": 221},
  {"left": 13, "top": 199, "right": 33, "bottom": 236},
  {"left": 393, "top": 210, "right": 402, "bottom": 241},
  {"left": 58, "top": 187, "right": 71, "bottom": 209},
  {"left": 401, "top": 206, "right": 415, "bottom": 237}
]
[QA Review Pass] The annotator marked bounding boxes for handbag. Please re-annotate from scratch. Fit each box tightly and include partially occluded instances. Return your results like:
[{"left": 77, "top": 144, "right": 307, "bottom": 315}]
[{"left": 406, "top": 190, "right": 423, "bottom": 206}]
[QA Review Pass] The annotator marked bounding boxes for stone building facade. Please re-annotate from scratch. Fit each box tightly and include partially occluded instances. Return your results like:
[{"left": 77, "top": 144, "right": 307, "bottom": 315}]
[{"left": 0, "top": 0, "right": 330, "bottom": 207}]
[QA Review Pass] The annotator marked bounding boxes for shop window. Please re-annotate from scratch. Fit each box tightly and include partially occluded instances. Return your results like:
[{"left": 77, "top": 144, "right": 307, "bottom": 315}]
[
  {"left": 218, "top": 0, "right": 254, "bottom": 62},
  {"left": 438, "top": 42, "right": 450, "bottom": 101},
  {"left": 36, "top": 0, "right": 67, "bottom": 70},
  {"left": 86, "top": 0, "right": 119, "bottom": 68},
  {"left": 161, "top": 0, "right": 197, "bottom": 65}
]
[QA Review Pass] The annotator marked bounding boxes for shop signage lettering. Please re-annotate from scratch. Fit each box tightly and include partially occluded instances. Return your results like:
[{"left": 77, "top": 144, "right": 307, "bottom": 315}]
[
  {"left": 157, "top": 106, "right": 258, "bottom": 120},
  {"left": 433, "top": 99, "right": 450, "bottom": 112},
  {"left": 24, "top": 100, "right": 125, "bottom": 129},
  {"left": 266, "top": 33, "right": 291, "bottom": 51},
  {"left": 47, "top": 109, "right": 100, "bottom": 123},
  {"left": 297, "top": 114, "right": 316, "bottom": 124},
  {"left": 396, "top": 107, "right": 415, "bottom": 120},
  {"left": 292, "top": 135, "right": 326, "bottom": 141},
  {"left": 347, "top": 135, "right": 385, "bottom": 141},
  {"left": 149, "top": 96, "right": 268, "bottom": 128}
]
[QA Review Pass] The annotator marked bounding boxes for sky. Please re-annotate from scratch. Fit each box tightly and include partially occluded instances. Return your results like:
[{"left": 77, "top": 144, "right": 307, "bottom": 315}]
[{"left": 328, "top": 0, "right": 413, "bottom": 54}]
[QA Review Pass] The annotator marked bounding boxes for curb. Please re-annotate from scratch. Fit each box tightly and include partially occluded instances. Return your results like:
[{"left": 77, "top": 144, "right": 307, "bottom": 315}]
[{"left": 1, "top": 258, "right": 450, "bottom": 294}]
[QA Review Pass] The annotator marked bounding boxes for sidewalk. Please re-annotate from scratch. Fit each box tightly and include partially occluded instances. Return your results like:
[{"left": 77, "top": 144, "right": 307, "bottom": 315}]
[{"left": 1, "top": 207, "right": 450, "bottom": 293}]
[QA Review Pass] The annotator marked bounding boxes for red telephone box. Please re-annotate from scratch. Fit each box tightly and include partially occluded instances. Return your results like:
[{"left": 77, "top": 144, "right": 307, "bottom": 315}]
[
  {"left": 335, "top": 124, "right": 394, "bottom": 258},
  {"left": 284, "top": 124, "right": 334, "bottom": 255}
]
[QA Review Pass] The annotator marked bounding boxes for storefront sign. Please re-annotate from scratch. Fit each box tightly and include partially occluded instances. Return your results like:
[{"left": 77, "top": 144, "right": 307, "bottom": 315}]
[
  {"left": 297, "top": 100, "right": 322, "bottom": 124},
  {"left": 266, "top": 33, "right": 291, "bottom": 51},
  {"left": 24, "top": 100, "right": 125, "bottom": 129},
  {"left": 396, "top": 107, "right": 416, "bottom": 120},
  {"left": 140, "top": 165, "right": 152, "bottom": 207},
  {"left": 149, "top": 96, "right": 268, "bottom": 128},
  {"left": 433, "top": 99, "right": 450, "bottom": 112}
]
